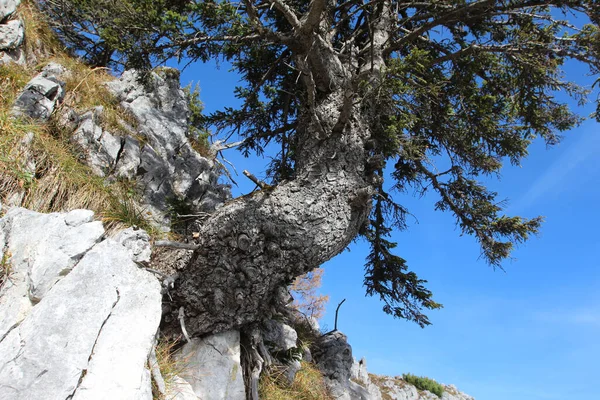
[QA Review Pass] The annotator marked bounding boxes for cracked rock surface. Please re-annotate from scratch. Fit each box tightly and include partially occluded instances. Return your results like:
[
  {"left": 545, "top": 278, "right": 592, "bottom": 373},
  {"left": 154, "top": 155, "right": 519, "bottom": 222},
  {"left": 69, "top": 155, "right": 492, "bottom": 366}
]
[
  {"left": 0, "top": 0, "right": 24, "bottom": 66},
  {"left": 0, "top": 208, "right": 104, "bottom": 340},
  {"left": 105, "top": 68, "right": 230, "bottom": 223},
  {"left": 0, "top": 208, "right": 162, "bottom": 400},
  {"left": 11, "top": 63, "right": 66, "bottom": 120}
]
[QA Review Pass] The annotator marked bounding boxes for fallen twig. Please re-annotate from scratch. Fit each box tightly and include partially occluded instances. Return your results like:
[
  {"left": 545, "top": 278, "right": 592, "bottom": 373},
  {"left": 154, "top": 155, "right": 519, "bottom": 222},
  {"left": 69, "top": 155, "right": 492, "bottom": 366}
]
[
  {"left": 154, "top": 240, "right": 199, "bottom": 250},
  {"left": 178, "top": 307, "right": 191, "bottom": 343}
]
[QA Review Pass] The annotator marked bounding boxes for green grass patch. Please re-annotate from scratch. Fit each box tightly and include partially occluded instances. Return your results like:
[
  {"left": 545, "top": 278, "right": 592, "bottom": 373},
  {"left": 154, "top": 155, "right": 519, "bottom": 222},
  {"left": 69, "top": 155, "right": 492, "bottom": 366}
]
[{"left": 402, "top": 373, "right": 444, "bottom": 398}]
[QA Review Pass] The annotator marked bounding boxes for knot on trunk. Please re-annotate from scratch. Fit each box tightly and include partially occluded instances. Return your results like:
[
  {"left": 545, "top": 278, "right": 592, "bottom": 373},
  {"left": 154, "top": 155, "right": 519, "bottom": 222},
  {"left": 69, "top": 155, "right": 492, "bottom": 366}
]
[
  {"left": 350, "top": 186, "right": 373, "bottom": 209},
  {"left": 237, "top": 233, "right": 251, "bottom": 251}
]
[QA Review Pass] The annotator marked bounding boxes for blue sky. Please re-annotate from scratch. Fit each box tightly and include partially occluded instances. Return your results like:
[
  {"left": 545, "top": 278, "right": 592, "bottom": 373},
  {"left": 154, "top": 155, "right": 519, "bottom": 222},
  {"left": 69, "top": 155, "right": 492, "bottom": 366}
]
[{"left": 173, "top": 57, "right": 600, "bottom": 399}]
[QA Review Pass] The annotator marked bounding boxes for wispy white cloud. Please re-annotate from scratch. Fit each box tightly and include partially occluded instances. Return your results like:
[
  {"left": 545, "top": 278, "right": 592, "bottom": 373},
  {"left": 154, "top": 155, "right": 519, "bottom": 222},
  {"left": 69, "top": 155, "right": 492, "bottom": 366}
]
[{"left": 512, "top": 124, "right": 600, "bottom": 212}]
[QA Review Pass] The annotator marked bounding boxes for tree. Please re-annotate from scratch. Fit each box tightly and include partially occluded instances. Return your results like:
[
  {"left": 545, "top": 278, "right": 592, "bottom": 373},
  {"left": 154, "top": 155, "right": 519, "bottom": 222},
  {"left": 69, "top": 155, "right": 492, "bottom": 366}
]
[
  {"left": 290, "top": 268, "right": 329, "bottom": 319},
  {"left": 39, "top": 0, "right": 190, "bottom": 68},
  {"left": 41, "top": 0, "right": 599, "bottom": 332}
]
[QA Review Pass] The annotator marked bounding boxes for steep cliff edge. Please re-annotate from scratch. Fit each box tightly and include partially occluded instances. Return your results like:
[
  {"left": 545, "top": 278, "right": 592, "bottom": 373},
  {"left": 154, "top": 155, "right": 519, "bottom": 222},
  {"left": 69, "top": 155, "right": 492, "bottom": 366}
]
[{"left": 0, "top": 2, "right": 475, "bottom": 399}]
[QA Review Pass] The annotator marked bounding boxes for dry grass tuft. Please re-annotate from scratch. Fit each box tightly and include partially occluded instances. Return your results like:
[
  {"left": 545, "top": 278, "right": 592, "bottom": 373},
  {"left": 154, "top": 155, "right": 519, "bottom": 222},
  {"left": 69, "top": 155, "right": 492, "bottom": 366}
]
[
  {"left": 0, "top": 64, "right": 35, "bottom": 109},
  {"left": 151, "top": 338, "right": 187, "bottom": 400},
  {"left": 19, "top": 0, "right": 64, "bottom": 59},
  {"left": 0, "top": 1, "right": 157, "bottom": 236},
  {"left": 0, "top": 251, "right": 12, "bottom": 290},
  {"left": 51, "top": 56, "right": 139, "bottom": 134},
  {"left": 259, "top": 362, "right": 333, "bottom": 400}
]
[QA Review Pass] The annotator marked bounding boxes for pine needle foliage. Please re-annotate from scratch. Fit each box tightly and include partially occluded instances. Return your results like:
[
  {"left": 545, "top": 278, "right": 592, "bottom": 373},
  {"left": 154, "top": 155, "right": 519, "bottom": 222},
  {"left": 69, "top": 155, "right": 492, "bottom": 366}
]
[{"left": 39, "top": 0, "right": 600, "bottom": 326}]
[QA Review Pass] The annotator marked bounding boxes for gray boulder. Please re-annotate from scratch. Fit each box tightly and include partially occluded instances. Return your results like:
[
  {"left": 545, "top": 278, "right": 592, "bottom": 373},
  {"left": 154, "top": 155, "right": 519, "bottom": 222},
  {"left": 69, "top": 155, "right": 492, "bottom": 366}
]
[
  {"left": 12, "top": 68, "right": 65, "bottom": 120},
  {"left": 263, "top": 319, "right": 298, "bottom": 352},
  {"left": 313, "top": 331, "right": 353, "bottom": 382},
  {"left": 0, "top": 208, "right": 162, "bottom": 400},
  {"left": 0, "top": 0, "right": 19, "bottom": 22},
  {"left": 0, "top": 208, "right": 104, "bottom": 340},
  {"left": 0, "top": 19, "right": 23, "bottom": 50},
  {"left": 313, "top": 331, "right": 383, "bottom": 400},
  {"left": 175, "top": 330, "right": 246, "bottom": 400}
]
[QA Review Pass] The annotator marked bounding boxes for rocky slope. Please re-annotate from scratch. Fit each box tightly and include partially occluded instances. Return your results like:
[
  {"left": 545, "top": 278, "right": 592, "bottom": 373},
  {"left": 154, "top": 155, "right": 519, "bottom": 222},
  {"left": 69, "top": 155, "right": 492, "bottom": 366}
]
[{"left": 0, "top": 2, "right": 475, "bottom": 399}]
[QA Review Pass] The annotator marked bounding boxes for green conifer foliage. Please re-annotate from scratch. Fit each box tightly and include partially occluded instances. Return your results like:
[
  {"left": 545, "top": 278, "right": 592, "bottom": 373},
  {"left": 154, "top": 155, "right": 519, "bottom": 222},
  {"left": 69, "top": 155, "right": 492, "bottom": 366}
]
[{"left": 40, "top": 0, "right": 600, "bottom": 326}]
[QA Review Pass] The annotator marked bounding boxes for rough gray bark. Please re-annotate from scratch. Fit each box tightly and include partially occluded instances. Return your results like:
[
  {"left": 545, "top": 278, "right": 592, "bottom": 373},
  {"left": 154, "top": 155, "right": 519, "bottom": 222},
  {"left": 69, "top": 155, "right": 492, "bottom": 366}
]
[
  {"left": 174, "top": 94, "right": 376, "bottom": 336},
  {"left": 172, "top": 10, "right": 386, "bottom": 337}
]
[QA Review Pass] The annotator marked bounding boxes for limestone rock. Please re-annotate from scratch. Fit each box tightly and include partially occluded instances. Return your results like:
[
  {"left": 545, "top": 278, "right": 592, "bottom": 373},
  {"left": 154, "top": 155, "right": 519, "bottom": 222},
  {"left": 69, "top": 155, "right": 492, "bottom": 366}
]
[
  {"left": 175, "top": 330, "right": 245, "bottom": 400},
  {"left": 357, "top": 373, "right": 475, "bottom": 400},
  {"left": 12, "top": 68, "right": 65, "bottom": 120},
  {"left": 72, "top": 107, "right": 122, "bottom": 177},
  {"left": 70, "top": 240, "right": 161, "bottom": 400},
  {"left": 442, "top": 385, "right": 475, "bottom": 400},
  {"left": 106, "top": 69, "right": 230, "bottom": 220},
  {"left": 351, "top": 358, "right": 371, "bottom": 385},
  {"left": 313, "top": 331, "right": 353, "bottom": 382},
  {"left": 64, "top": 209, "right": 95, "bottom": 227},
  {"left": 370, "top": 376, "right": 420, "bottom": 400},
  {"left": 263, "top": 319, "right": 298, "bottom": 352},
  {"left": 312, "top": 331, "right": 384, "bottom": 400},
  {"left": 115, "top": 227, "right": 152, "bottom": 263},
  {"left": 0, "top": 46, "right": 24, "bottom": 65},
  {"left": 0, "top": 208, "right": 104, "bottom": 340},
  {"left": 40, "top": 62, "right": 68, "bottom": 77},
  {"left": 0, "top": 0, "right": 19, "bottom": 22},
  {"left": 0, "top": 19, "right": 23, "bottom": 49},
  {"left": 0, "top": 208, "right": 162, "bottom": 400},
  {"left": 114, "top": 135, "right": 141, "bottom": 179}
]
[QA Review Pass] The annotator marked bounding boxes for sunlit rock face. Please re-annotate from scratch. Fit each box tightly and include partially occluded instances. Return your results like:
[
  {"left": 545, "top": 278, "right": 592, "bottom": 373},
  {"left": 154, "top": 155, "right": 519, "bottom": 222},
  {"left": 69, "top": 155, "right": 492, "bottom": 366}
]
[
  {"left": 105, "top": 68, "right": 231, "bottom": 227},
  {"left": 0, "top": 208, "right": 162, "bottom": 400},
  {"left": 0, "top": 0, "right": 25, "bottom": 65}
]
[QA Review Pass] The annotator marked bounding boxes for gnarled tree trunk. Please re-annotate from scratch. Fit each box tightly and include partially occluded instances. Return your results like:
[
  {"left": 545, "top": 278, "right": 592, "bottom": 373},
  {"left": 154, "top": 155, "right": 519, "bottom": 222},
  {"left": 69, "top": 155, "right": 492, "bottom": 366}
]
[
  {"left": 174, "top": 91, "right": 374, "bottom": 336},
  {"left": 172, "top": 12, "right": 388, "bottom": 336}
]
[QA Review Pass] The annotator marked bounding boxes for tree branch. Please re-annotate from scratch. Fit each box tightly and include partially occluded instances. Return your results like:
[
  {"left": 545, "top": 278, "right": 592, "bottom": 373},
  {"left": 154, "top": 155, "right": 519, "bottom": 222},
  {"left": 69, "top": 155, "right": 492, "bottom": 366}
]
[
  {"left": 154, "top": 241, "right": 199, "bottom": 250},
  {"left": 243, "top": 170, "right": 270, "bottom": 190},
  {"left": 266, "top": 0, "right": 301, "bottom": 29},
  {"left": 299, "top": 0, "right": 329, "bottom": 36}
]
